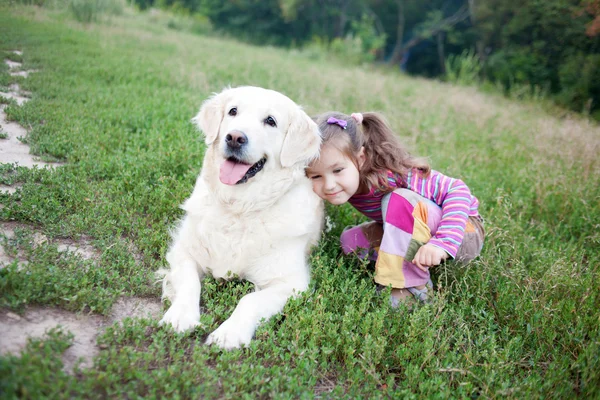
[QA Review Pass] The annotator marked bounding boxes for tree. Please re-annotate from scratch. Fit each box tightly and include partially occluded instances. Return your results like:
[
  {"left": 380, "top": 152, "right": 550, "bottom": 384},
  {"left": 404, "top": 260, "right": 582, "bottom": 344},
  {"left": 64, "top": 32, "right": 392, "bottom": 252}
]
[
  {"left": 584, "top": 0, "right": 600, "bottom": 36},
  {"left": 394, "top": 5, "right": 470, "bottom": 63}
]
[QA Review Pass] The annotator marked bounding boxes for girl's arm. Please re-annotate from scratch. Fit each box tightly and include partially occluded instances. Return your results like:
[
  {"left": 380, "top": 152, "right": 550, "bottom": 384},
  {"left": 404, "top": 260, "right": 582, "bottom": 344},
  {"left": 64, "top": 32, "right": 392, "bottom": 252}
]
[{"left": 405, "top": 169, "right": 476, "bottom": 258}]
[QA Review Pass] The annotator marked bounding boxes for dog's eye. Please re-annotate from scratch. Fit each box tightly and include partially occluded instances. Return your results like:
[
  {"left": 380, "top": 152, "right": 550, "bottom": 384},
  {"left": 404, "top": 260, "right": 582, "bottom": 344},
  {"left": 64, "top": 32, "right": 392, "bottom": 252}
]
[
  {"left": 264, "top": 116, "right": 277, "bottom": 127},
  {"left": 228, "top": 107, "right": 237, "bottom": 116}
]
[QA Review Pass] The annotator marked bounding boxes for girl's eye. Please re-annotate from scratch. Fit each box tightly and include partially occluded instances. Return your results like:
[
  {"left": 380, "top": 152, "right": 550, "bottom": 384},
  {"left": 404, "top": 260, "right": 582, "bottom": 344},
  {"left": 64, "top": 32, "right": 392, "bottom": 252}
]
[
  {"left": 228, "top": 107, "right": 237, "bottom": 116},
  {"left": 309, "top": 175, "right": 321, "bottom": 180},
  {"left": 333, "top": 168, "right": 343, "bottom": 174},
  {"left": 264, "top": 116, "right": 277, "bottom": 127}
]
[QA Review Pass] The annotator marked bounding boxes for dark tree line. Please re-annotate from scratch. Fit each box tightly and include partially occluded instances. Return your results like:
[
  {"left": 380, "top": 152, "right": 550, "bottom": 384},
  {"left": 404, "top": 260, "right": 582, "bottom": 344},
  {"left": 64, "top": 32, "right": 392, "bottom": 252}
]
[{"left": 136, "top": 0, "right": 600, "bottom": 119}]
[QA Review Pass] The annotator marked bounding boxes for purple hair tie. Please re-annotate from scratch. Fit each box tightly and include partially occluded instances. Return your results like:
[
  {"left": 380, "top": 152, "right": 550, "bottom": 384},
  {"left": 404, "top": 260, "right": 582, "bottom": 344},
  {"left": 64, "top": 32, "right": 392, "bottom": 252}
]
[{"left": 327, "top": 117, "right": 347, "bottom": 129}]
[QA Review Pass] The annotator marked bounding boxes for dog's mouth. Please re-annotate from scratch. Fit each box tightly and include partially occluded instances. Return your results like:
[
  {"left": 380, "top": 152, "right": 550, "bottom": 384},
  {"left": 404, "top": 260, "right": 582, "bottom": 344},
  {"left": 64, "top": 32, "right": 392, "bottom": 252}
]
[{"left": 219, "top": 156, "right": 267, "bottom": 185}]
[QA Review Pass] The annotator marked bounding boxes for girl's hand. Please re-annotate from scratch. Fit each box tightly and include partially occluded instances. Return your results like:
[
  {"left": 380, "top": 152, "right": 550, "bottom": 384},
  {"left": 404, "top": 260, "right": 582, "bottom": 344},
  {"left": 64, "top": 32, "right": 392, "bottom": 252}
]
[{"left": 413, "top": 244, "right": 449, "bottom": 271}]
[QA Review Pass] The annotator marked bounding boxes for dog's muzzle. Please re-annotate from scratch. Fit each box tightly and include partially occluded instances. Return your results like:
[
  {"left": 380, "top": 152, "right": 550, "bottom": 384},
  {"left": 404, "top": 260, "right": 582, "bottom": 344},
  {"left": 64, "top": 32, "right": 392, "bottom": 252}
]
[{"left": 219, "top": 130, "right": 266, "bottom": 185}]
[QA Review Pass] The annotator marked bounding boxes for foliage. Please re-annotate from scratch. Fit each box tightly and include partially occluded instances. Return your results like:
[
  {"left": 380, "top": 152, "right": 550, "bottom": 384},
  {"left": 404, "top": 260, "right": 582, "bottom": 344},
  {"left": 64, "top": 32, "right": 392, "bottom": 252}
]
[
  {"left": 473, "top": 0, "right": 600, "bottom": 117},
  {"left": 444, "top": 49, "right": 481, "bottom": 85},
  {"left": 5, "top": 0, "right": 48, "bottom": 5},
  {"left": 165, "top": 11, "right": 212, "bottom": 35},
  {"left": 557, "top": 52, "right": 600, "bottom": 115},
  {"left": 585, "top": 0, "right": 600, "bottom": 36},
  {"left": 120, "top": 0, "right": 600, "bottom": 118},
  {"left": 131, "top": 0, "right": 153, "bottom": 11},
  {"left": 329, "top": 35, "right": 371, "bottom": 65},
  {"left": 67, "top": 0, "right": 124, "bottom": 23},
  {"left": 349, "top": 14, "right": 387, "bottom": 61},
  {"left": 326, "top": 15, "right": 387, "bottom": 65},
  {"left": 196, "top": 0, "right": 302, "bottom": 46}
]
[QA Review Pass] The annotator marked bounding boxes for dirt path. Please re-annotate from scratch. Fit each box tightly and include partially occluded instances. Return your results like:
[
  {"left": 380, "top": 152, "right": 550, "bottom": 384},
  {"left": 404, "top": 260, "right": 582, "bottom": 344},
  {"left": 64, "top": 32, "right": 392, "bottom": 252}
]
[
  {"left": 0, "top": 51, "right": 163, "bottom": 372},
  {"left": 0, "top": 298, "right": 162, "bottom": 371},
  {"left": 0, "top": 52, "right": 56, "bottom": 169}
]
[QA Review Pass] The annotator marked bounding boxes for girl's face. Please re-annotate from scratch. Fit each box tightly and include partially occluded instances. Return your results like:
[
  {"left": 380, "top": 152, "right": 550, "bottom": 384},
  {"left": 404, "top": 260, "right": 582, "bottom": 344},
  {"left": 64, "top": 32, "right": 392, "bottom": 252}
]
[{"left": 306, "top": 144, "right": 365, "bottom": 205}]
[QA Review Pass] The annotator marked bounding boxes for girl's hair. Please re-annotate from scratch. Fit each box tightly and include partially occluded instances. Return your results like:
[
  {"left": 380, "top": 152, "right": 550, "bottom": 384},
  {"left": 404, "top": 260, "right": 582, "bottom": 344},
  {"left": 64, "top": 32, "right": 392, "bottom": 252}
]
[{"left": 313, "top": 111, "right": 430, "bottom": 193}]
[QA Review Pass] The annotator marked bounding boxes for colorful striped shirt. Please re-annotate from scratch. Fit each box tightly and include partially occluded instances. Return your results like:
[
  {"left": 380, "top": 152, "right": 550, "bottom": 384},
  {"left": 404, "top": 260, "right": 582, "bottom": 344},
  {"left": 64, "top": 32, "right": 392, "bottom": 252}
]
[{"left": 348, "top": 169, "right": 481, "bottom": 258}]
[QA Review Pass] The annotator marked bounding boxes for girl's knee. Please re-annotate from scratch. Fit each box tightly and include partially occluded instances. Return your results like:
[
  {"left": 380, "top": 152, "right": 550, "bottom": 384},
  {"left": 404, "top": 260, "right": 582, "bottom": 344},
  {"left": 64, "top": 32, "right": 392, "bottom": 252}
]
[
  {"left": 455, "top": 218, "right": 485, "bottom": 264},
  {"left": 382, "top": 189, "right": 442, "bottom": 234}
]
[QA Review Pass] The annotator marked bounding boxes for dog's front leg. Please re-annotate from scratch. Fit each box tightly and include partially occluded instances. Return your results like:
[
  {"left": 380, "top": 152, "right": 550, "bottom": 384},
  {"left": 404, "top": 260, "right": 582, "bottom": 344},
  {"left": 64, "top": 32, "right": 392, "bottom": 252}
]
[
  {"left": 160, "top": 244, "right": 204, "bottom": 333},
  {"left": 206, "top": 278, "right": 308, "bottom": 349}
]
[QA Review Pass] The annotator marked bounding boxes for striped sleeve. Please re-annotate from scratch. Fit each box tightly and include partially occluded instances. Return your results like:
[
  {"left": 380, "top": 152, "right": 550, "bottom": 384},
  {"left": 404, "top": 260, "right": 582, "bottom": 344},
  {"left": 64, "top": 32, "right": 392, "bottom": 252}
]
[{"left": 406, "top": 169, "right": 473, "bottom": 258}]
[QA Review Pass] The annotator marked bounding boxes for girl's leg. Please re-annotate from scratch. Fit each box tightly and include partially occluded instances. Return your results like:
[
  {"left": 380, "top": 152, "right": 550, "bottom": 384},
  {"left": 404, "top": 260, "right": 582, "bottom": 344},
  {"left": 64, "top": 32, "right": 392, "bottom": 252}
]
[
  {"left": 454, "top": 217, "right": 485, "bottom": 264},
  {"left": 340, "top": 221, "right": 383, "bottom": 262},
  {"left": 376, "top": 189, "right": 443, "bottom": 290}
]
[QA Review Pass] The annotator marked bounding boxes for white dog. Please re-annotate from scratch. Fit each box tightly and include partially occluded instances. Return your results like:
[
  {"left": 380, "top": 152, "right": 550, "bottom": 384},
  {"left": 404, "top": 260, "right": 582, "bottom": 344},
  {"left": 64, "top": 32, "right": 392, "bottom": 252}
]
[{"left": 158, "top": 86, "right": 324, "bottom": 349}]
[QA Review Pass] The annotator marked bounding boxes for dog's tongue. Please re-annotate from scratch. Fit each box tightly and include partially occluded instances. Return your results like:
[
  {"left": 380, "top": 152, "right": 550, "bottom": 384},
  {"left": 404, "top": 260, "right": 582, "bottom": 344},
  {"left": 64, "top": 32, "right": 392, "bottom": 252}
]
[{"left": 220, "top": 160, "right": 252, "bottom": 185}]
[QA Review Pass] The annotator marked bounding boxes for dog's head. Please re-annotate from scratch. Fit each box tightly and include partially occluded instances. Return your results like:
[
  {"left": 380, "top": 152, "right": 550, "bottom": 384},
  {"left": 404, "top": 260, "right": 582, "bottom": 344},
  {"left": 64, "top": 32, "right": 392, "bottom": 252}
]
[{"left": 192, "top": 86, "right": 321, "bottom": 186}]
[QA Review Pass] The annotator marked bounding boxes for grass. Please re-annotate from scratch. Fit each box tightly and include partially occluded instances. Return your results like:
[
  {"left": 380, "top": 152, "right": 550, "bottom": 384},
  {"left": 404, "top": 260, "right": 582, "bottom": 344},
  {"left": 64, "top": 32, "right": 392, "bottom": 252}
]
[{"left": 1, "top": 4, "right": 599, "bottom": 399}]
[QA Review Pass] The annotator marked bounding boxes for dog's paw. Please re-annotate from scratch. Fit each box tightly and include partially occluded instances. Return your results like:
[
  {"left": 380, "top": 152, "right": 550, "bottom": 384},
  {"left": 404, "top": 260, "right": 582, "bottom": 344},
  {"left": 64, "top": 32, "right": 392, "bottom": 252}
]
[
  {"left": 159, "top": 303, "right": 201, "bottom": 333},
  {"left": 205, "top": 317, "right": 254, "bottom": 350}
]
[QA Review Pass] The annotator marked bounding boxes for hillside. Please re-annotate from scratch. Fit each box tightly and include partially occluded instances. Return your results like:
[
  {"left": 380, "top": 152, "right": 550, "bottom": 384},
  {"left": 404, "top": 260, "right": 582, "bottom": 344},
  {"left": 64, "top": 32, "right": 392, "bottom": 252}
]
[{"left": 1, "top": 5, "right": 599, "bottom": 398}]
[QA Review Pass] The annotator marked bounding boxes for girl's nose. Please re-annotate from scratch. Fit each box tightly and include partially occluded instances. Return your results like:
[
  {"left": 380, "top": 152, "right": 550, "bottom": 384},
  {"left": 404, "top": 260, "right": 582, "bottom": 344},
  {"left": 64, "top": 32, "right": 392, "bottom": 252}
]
[{"left": 324, "top": 175, "right": 336, "bottom": 190}]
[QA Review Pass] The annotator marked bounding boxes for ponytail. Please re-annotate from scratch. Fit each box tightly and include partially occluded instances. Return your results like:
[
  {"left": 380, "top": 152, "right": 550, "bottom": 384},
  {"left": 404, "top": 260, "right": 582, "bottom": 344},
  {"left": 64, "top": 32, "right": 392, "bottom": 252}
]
[{"left": 360, "top": 112, "right": 430, "bottom": 192}]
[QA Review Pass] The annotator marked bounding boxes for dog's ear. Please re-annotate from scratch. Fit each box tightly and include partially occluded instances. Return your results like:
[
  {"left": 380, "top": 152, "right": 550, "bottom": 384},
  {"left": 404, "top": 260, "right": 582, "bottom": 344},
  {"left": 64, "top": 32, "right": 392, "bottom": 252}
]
[
  {"left": 192, "top": 88, "right": 232, "bottom": 145},
  {"left": 280, "top": 108, "right": 321, "bottom": 168}
]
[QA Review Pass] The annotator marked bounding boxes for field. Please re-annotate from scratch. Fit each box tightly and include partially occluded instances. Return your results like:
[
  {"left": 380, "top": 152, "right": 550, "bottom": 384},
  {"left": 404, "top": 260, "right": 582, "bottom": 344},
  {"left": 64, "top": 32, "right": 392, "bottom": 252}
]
[{"left": 0, "top": 5, "right": 599, "bottom": 399}]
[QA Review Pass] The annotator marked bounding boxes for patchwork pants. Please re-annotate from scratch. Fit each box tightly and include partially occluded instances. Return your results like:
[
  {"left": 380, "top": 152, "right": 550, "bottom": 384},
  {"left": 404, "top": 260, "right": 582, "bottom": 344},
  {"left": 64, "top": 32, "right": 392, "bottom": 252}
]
[{"left": 340, "top": 189, "right": 485, "bottom": 289}]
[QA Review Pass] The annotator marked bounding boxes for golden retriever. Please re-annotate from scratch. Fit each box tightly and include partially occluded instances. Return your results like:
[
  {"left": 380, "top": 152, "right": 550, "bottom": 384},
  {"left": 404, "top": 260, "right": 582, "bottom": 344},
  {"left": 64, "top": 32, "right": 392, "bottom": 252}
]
[{"left": 158, "top": 86, "right": 324, "bottom": 349}]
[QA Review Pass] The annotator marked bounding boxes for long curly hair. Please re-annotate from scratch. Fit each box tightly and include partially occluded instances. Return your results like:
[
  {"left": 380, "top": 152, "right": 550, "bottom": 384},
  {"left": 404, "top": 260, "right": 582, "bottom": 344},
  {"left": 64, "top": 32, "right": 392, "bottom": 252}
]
[{"left": 313, "top": 111, "right": 430, "bottom": 193}]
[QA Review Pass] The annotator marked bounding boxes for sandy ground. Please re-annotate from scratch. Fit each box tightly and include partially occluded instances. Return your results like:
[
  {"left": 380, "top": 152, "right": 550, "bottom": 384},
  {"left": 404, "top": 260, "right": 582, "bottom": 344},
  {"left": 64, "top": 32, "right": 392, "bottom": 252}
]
[
  {"left": 0, "top": 55, "right": 55, "bottom": 168},
  {"left": 0, "top": 221, "right": 163, "bottom": 372},
  {"left": 0, "top": 52, "right": 163, "bottom": 373},
  {"left": 0, "top": 298, "right": 163, "bottom": 371}
]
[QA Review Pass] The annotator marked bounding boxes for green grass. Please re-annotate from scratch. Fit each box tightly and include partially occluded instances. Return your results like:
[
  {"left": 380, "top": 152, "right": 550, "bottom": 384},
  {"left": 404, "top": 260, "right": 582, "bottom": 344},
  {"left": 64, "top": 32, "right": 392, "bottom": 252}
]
[{"left": 1, "top": 4, "right": 599, "bottom": 399}]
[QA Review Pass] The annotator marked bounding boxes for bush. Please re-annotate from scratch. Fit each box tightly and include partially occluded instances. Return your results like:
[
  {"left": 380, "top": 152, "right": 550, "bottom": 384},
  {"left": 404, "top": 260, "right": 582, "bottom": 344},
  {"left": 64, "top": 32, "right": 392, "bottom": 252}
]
[
  {"left": 295, "top": 36, "right": 328, "bottom": 61},
  {"left": 165, "top": 15, "right": 212, "bottom": 35},
  {"left": 68, "top": 0, "right": 124, "bottom": 23},
  {"left": 557, "top": 53, "right": 600, "bottom": 116},
  {"left": 305, "top": 17, "right": 386, "bottom": 66},
  {"left": 349, "top": 14, "right": 387, "bottom": 62},
  {"left": 141, "top": 7, "right": 212, "bottom": 35},
  {"left": 486, "top": 48, "right": 552, "bottom": 91},
  {"left": 445, "top": 49, "right": 482, "bottom": 85},
  {"left": 300, "top": 15, "right": 386, "bottom": 66},
  {"left": 132, "top": 0, "right": 154, "bottom": 11},
  {"left": 68, "top": 0, "right": 103, "bottom": 23},
  {"left": 299, "top": 34, "right": 381, "bottom": 66},
  {"left": 330, "top": 35, "right": 371, "bottom": 65},
  {"left": 11, "top": 0, "right": 48, "bottom": 5}
]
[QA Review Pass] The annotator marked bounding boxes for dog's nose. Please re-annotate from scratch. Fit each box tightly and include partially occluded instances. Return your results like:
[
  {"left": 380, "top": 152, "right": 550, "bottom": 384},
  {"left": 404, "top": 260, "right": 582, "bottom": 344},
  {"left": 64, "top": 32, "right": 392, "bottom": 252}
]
[{"left": 225, "top": 131, "right": 248, "bottom": 149}]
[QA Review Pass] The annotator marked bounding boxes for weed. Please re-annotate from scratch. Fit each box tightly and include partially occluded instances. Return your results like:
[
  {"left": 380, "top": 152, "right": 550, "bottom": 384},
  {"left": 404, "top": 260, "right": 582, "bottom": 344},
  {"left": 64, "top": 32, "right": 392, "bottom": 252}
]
[{"left": 445, "top": 49, "right": 481, "bottom": 86}]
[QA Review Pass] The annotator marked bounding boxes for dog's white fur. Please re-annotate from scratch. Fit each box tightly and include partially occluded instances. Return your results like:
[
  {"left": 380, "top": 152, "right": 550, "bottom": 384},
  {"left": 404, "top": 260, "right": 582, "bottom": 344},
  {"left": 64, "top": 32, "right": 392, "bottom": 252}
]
[{"left": 158, "top": 86, "right": 323, "bottom": 349}]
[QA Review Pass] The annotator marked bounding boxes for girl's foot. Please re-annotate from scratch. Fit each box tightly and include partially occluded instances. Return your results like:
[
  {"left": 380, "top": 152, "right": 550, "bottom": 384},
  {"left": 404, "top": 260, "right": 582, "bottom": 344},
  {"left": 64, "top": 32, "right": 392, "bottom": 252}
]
[{"left": 379, "top": 280, "right": 433, "bottom": 308}]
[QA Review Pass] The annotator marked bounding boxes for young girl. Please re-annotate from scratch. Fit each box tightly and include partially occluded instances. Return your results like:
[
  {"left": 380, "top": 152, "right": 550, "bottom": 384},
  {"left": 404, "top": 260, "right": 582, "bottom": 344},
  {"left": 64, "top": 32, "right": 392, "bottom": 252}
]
[{"left": 305, "top": 111, "right": 484, "bottom": 305}]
